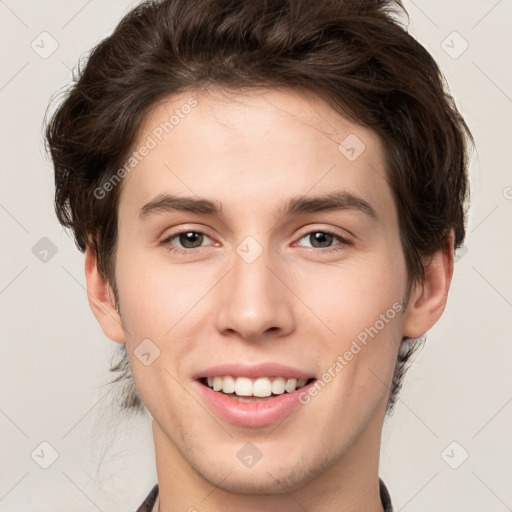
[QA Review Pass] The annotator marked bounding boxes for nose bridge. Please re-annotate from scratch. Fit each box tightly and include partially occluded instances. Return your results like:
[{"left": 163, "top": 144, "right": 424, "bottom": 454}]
[{"left": 215, "top": 235, "right": 294, "bottom": 340}]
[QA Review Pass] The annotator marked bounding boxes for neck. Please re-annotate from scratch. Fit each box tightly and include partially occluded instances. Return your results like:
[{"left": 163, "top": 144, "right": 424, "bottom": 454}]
[{"left": 152, "top": 403, "right": 386, "bottom": 512}]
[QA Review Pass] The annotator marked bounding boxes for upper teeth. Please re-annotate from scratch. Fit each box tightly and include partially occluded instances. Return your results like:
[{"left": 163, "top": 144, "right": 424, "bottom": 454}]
[{"left": 206, "top": 376, "right": 309, "bottom": 397}]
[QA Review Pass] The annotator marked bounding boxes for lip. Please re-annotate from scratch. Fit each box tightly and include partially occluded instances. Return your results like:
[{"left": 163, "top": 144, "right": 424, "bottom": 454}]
[
  {"left": 191, "top": 362, "right": 316, "bottom": 380},
  {"left": 194, "top": 378, "right": 317, "bottom": 427}
]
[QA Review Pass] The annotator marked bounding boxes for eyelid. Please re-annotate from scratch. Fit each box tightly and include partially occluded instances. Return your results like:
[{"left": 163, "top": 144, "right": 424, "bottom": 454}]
[
  {"left": 160, "top": 226, "right": 352, "bottom": 244},
  {"left": 160, "top": 225, "right": 354, "bottom": 255},
  {"left": 160, "top": 228, "right": 216, "bottom": 247},
  {"left": 160, "top": 224, "right": 214, "bottom": 241},
  {"left": 293, "top": 228, "right": 353, "bottom": 251},
  {"left": 295, "top": 224, "right": 354, "bottom": 241}
]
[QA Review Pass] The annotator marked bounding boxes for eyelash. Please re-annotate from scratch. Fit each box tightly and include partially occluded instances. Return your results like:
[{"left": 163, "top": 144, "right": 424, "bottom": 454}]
[{"left": 161, "top": 229, "right": 353, "bottom": 255}]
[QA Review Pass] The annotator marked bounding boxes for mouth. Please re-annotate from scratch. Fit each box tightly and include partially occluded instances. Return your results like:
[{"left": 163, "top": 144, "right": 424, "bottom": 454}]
[
  {"left": 195, "top": 374, "right": 318, "bottom": 427},
  {"left": 198, "top": 376, "right": 317, "bottom": 402}
]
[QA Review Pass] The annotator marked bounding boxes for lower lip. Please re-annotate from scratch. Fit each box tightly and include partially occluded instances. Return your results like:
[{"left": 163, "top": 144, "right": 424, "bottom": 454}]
[{"left": 194, "top": 380, "right": 316, "bottom": 427}]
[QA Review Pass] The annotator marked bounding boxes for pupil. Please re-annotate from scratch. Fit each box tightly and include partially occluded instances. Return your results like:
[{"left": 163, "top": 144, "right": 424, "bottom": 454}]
[
  {"left": 180, "top": 232, "right": 202, "bottom": 248},
  {"left": 312, "top": 232, "right": 331, "bottom": 248}
]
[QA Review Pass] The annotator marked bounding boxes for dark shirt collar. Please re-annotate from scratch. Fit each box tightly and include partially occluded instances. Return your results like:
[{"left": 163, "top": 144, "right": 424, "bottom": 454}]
[
  {"left": 379, "top": 478, "right": 394, "bottom": 512},
  {"left": 135, "top": 484, "right": 158, "bottom": 512},
  {"left": 136, "top": 479, "right": 393, "bottom": 511}
]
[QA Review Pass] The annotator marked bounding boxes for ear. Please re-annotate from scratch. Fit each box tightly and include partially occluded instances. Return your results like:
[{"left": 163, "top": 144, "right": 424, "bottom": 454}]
[
  {"left": 402, "top": 231, "right": 455, "bottom": 339},
  {"left": 84, "top": 245, "right": 126, "bottom": 344}
]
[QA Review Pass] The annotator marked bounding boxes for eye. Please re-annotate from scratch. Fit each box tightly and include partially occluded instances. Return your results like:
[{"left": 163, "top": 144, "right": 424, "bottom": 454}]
[
  {"left": 160, "top": 228, "right": 352, "bottom": 256},
  {"left": 295, "top": 230, "right": 352, "bottom": 252},
  {"left": 161, "top": 230, "right": 214, "bottom": 254}
]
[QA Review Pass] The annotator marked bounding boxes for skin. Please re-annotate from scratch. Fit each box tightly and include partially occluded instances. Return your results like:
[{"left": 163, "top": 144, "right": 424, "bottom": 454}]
[{"left": 85, "top": 87, "right": 453, "bottom": 512}]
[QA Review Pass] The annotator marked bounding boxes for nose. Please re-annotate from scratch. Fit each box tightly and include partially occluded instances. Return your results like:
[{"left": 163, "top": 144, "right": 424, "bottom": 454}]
[{"left": 214, "top": 240, "right": 296, "bottom": 342}]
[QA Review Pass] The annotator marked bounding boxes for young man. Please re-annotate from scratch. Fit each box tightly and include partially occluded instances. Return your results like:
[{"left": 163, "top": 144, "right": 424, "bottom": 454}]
[{"left": 45, "top": 0, "right": 473, "bottom": 510}]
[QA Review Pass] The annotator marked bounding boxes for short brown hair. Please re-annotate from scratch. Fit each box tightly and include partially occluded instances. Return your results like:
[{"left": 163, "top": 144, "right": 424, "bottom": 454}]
[{"left": 44, "top": 0, "right": 474, "bottom": 416}]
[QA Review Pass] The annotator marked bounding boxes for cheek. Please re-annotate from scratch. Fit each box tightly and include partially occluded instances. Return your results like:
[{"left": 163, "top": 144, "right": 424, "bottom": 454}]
[
  {"left": 308, "top": 248, "right": 407, "bottom": 397},
  {"left": 115, "top": 246, "right": 199, "bottom": 336},
  {"left": 306, "top": 249, "right": 406, "bottom": 334}
]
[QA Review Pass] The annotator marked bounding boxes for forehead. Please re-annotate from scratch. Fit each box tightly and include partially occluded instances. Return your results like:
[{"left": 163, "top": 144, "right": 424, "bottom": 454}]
[{"left": 119, "top": 87, "right": 393, "bottom": 223}]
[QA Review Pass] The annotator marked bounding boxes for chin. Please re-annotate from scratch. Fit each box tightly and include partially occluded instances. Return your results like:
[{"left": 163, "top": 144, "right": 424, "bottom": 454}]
[{"left": 193, "top": 454, "right": 323, "bottom": 495}]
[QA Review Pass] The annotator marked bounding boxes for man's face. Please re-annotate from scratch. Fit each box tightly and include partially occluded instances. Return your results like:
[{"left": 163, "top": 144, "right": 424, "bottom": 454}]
[{"left": 114, "top": 88, "right": 409, "bottom": 493}]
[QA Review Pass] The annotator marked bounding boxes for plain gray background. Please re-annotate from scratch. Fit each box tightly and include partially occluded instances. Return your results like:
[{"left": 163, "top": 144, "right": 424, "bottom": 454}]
[{"left": 0, "top": 0, "right": 511, "bottom": 510}]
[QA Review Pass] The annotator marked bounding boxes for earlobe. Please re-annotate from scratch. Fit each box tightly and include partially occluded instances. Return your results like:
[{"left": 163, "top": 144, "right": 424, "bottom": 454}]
[
  {"left": 84, "top": 246, "right": 126, "bottom": 344},
  {"left": 402, "top": 231, "right": 455, "bottom": 339}
]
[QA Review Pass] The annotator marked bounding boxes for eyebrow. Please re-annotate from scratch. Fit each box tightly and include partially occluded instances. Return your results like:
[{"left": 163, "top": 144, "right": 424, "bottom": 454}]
[{"left": 139, "top": 191, "right": 378, "bottom": 221}]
